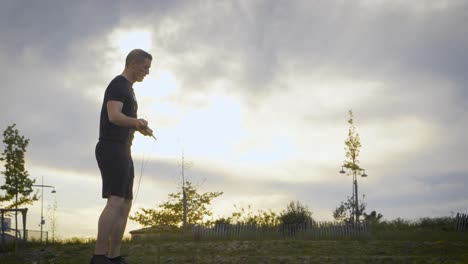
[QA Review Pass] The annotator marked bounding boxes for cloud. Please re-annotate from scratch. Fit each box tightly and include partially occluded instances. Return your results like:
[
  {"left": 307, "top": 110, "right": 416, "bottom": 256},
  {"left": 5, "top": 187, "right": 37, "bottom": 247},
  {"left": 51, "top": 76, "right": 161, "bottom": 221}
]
[
  {"left": 139, "top": 0, "right": 468, "bottom": 111},
  {"left": 0, "top": 0, "right": 180, "bottom": 171}
]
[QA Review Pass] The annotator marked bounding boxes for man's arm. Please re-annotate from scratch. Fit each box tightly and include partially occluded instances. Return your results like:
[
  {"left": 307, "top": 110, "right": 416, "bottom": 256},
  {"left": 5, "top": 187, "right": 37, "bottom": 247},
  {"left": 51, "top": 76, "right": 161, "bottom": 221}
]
[{"left": 107, "top": 101, "right": 147, "bottom": 130}]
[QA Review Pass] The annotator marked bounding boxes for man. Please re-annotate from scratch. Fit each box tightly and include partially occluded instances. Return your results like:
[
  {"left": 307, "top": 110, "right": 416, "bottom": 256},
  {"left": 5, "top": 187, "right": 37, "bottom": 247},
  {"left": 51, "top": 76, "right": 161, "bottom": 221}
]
[{"left": 91, "top": 49, "right": 154, "bottom": 264}]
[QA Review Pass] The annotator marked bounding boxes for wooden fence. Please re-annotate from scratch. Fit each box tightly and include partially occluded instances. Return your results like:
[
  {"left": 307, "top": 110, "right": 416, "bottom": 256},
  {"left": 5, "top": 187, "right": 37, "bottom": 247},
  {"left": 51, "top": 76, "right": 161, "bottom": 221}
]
[
  {"left": 455, "top": 213, "right": 468, "bottom": 232},
  {"left": 192, "top": 221, "right": 371, "bottom": 240}
]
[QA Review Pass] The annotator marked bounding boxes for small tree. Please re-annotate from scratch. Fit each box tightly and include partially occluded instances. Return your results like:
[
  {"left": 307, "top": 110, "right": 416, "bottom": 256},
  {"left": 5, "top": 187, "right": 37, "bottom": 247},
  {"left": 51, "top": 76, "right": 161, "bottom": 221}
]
[
  {"left": 130, "top": 181, "right": 222, "bottom": 228},
  {"left": 343, "top": 110, "right": 363, "bottom": 174},
  {"left": 47, "top": 199, "right": 58, "bottom": 242},
  {"left": 335, "top": 110, "right": 367, "bottom": 223},
  {"left": 0, "top": 124, "right": 38, "bottom": 240}
]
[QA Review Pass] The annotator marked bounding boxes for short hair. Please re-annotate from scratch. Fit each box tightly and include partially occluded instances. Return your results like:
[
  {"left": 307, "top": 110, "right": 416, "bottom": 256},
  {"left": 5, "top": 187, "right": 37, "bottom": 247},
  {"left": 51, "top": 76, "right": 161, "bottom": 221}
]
[{"left": 125, "top": 49, "right": 152, "bottom": 66}]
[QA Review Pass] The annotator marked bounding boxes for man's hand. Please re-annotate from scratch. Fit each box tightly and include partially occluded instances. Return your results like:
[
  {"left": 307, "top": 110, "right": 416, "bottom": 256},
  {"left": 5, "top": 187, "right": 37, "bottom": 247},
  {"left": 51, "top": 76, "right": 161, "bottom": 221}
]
[
  {"left": 139, "top": 126, "right": 154, "bottom": 137},
  {"left": 135, "top": 118, "right": 148, "bottom": 130},
  {"left": 135, "top": 118, "right": 155, "bottom": 139}
]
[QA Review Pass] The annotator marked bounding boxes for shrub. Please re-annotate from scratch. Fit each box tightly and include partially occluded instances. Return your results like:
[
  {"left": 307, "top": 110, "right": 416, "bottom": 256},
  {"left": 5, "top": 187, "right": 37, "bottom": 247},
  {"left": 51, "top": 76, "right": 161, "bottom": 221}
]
[{"left": 278, "top": 201, "right": 313, "bottom": 225}]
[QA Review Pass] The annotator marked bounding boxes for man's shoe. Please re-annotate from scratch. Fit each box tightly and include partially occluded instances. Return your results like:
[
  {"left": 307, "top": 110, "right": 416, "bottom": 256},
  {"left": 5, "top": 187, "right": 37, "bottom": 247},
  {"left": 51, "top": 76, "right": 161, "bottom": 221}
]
[
  {"left": 108, "top": 256, "right": 127, "bottom": 264},
  {"left": 90, "top": 255, "right": 113, "bottom": 264}
]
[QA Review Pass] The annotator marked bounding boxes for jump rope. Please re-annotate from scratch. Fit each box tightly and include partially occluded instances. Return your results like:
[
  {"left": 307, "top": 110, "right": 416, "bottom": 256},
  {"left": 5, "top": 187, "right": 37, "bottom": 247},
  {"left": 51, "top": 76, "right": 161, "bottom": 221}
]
[{"left": 132, "top": 128, "right": 157, "bottom": 205}]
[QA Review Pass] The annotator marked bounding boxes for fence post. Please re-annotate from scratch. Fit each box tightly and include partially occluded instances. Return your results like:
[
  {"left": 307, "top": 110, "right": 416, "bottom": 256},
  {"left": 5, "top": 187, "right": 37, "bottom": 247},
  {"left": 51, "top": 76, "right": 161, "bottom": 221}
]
[
  {"left": 454, "top": 212, "right": 468, "bottom": 232},
  {"left": 463, "top": 213, "right": 467, "bottom": 232},
  {"left": 462, "top": 214, "right": 468, "bottom": 231},
  {"left": 190, "top": 219, "right": 378, "bottom": 240}
]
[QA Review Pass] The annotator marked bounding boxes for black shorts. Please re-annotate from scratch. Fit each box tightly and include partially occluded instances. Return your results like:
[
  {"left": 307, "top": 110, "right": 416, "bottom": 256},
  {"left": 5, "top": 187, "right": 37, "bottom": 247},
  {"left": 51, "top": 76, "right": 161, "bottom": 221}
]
[{"left": 95, "top": 141, "right": 134, "bottom": 200}]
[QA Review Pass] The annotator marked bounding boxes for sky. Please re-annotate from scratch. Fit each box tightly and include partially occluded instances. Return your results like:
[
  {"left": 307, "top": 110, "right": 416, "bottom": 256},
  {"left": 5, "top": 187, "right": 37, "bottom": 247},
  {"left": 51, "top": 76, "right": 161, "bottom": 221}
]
[{"left": 0, "top": 0, "right": 467, "bottom": 239}]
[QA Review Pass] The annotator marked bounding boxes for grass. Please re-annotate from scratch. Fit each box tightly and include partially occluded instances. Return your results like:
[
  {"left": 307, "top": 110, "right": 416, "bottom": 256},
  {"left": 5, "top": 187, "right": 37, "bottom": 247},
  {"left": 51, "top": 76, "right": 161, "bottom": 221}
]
[
  {"left": 1, "top": 235, "right": 468, "bottom": 263},
  {"left": 1, "top": 217, "right": 467, "bottom": 263},
  {"left": 371, "top": 217, "right": 468, "bottom": 241}
]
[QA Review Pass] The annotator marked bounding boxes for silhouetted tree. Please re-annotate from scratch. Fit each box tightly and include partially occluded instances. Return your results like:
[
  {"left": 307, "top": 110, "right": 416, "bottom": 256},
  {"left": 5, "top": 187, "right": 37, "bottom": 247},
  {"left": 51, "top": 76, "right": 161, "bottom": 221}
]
[
  {"left": 47, "top": 198, "right": 59, "bottom": 242},
  {"left": 335, "top": 110, "right": 367, "bottom": 223},
  {"left": 130, "top": 181, "right": 222, "bottom": 227},
  {"left": 0, "top": 124, "right": 38, "bottom": 247},
  {"left": 0, "top": 124, "right": 38, "bottom": 208}
]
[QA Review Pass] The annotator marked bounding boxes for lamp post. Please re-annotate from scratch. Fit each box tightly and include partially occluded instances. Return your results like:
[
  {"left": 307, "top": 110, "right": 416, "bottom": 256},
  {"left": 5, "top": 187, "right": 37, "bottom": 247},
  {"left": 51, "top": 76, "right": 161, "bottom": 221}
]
[
  {"left": 340, "top": 166, "right": 367, "bottom": 223},
  {"left": 33, "top": 176, "right": 56, "bottom": 243}
]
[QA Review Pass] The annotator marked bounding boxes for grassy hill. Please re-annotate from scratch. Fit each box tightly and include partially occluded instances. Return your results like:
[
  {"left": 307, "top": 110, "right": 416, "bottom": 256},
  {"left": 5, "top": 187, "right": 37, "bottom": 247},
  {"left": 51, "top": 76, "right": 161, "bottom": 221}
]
[
  {"left": 1, "top": 237, "right": 468, "bottom": 263},
  {"left": 1, "top": 217, "right": 468, "bottom": 263}
]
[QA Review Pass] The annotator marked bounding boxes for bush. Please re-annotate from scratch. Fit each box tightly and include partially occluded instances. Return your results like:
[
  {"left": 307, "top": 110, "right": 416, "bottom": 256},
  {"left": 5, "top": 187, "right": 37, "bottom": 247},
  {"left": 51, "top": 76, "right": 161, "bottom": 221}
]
[
  {"left": 216, "top": 205, "right": 280, "bottom": 227},
  {"left": 374, "top": 217, "right": 455, "bottom": 231},
  {"left": 278, "top": 201, "right": 313, "bottom": 225},
  {"left": 417, "top": 217, "right": 454, "bottom": 230},
  {"left": 369, "top": 216, "right": 464, "bottom": 241}
]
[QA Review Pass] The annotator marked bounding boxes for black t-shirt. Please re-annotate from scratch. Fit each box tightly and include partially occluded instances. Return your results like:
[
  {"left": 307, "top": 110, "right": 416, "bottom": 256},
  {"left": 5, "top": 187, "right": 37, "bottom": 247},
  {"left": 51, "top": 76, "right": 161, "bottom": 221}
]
[{"left": 98, "top": 75, "right": 138, "bottom": 145}]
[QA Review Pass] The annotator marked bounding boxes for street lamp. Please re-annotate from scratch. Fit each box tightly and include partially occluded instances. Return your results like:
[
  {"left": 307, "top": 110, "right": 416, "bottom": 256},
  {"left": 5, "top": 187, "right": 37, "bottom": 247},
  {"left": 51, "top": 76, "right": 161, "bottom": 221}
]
[
  {"left": 339, "top": 166, "right": 368, "bottom": 223},
  {"left": 339, "top": 166, "right": 345, "bottom": 174},
  {"left": 33, "top": 176, "right": 56, "bottom": 243}
]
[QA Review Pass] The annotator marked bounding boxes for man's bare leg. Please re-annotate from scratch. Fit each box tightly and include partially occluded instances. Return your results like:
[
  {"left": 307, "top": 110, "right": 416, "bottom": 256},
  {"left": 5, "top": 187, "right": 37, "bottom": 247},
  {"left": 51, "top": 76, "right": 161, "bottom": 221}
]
[
  {"left": 108, "top": 199, "right": 132, "bottom": 258},
  {"left": 94, "top": 196, "right": 126, "bottom": 255}
]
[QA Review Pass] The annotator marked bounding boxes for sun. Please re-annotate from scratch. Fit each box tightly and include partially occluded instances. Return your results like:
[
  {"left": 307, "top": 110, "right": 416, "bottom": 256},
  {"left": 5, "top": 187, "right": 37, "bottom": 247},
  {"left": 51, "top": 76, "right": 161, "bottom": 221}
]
[
  {"left": 110, "top": 28, "right": 153, "bottom": 58},
  {"left": 106, "top": 28, "right": 153, "bottom": 74}
]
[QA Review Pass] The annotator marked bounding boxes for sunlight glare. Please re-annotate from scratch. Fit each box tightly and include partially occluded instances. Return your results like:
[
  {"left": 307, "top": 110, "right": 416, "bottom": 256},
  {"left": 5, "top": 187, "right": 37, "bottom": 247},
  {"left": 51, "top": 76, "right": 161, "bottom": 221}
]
[
  {"left": 110, "top": 29, "right": 153, "bottom": 58},
  {"left": 118, "top": 30, "right": 152, "bottom": 56},
  {"left": 134, "top": 70, "right": 178, "bottom": 99},
  {"left": 106, "top": 28, "right": 153, "bottom": 76}
]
